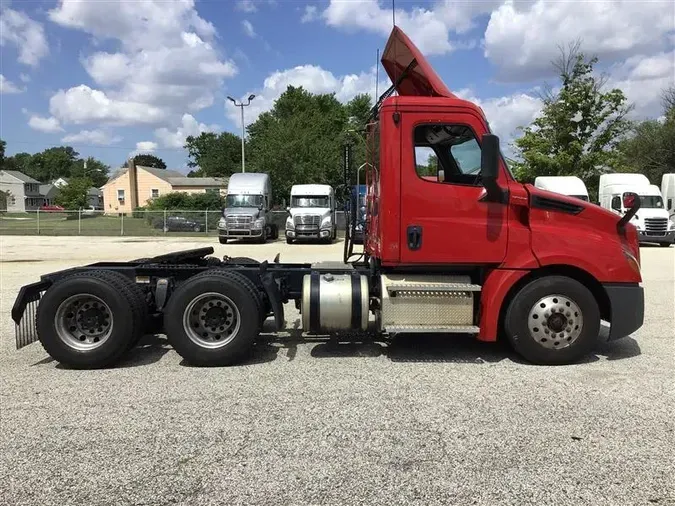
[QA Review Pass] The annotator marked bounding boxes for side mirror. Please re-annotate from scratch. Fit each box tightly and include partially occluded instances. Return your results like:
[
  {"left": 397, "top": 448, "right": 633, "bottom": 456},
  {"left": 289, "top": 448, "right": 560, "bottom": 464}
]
[
  {"left": 617, "top": 191, "right": 641, "bottom": 233},
  {"left": 286, "top": 206, "right": 290, "bottom": 212},
  {"left": 480, "top": 133, "right": 504, "bottom": 203}
]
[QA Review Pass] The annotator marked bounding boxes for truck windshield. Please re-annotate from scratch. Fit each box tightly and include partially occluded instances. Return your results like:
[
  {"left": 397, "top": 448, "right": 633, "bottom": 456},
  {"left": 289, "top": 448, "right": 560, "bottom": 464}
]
[
  {"left": 634, "top": 195, "right": 664, "bottom": 208},
  {"left": 226, "top": 194, "right": 263, "bottom": 208},
  {"left": 292, "top": 196, "right": 329, "bottom": 208}
]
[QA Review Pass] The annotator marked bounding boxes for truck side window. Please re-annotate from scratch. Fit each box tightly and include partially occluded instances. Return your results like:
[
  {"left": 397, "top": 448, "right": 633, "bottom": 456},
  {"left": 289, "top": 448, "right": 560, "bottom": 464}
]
[
  {"left": 611, "top": 196, "right": 621, "bottom": 211},
  {"left": 413, "top": 124, "right": 482, "bottom": 185}
]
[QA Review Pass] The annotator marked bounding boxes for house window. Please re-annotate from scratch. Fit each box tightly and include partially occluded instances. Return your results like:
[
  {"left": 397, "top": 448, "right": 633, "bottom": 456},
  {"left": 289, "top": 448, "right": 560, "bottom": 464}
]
[
  {"left": 117, "top": 189, "right": 125, "bottom": 201},
  {"left": 151, "top": 189, "right": 159, "bottom": 199}
]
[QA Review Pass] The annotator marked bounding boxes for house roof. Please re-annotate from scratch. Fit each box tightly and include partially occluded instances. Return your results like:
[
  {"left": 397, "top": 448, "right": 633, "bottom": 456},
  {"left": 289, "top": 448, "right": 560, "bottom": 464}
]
[
  {"left": 167, "top": 177, "right": 226, "bottom": 187},
  {"left": 1, "top": 170, "right": 41, "bottom": 184},
  {"left": 87, "top": 187, "right": 102, "bottom": 196},
  {"left": 104, "top": 165, "right": 225, "bottom": 188},
  {"left": 40, "top": 184, "right": 57, "bottom": 195}
]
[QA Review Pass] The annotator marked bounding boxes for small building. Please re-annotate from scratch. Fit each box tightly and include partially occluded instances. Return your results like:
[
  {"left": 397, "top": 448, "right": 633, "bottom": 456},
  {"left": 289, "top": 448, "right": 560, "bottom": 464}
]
[
  {"left": 101, "top": 164, "right": 227, "bottom": 214},
  {"left": 0, "top": 170, "right": 44, "bottom": 212},
  {"left": 39, "top": 184, "right": 60, "bottom": 206}
]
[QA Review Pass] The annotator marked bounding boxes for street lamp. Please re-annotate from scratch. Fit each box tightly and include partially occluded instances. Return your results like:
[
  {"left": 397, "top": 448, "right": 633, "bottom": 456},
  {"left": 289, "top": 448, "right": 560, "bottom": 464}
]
[{"left": 227, "top": 94, "right": 256, "bottom": 173}]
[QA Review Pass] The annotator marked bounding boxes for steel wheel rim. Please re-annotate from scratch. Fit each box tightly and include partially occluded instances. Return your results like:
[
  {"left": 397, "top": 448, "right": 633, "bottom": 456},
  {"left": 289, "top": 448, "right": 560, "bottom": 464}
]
[
  {"left": 528, "top": 294, "right": 583, "bottom": 350},
  {"left": 55, "top": 294, "right": 114, "bottom": 351},
  {"left": 183, "top": 292, "right": 241, "bottom": 349}
]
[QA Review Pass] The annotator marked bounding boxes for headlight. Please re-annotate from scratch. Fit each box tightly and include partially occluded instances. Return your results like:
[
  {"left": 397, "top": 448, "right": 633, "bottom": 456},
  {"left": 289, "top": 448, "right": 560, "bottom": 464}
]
[
  {"left": 321, "top": 216, "right": 332, "bottom": 227},
  {"left": 218, "top": 218, "right": 226, "bottom": 228},
  {"left": 253, "top": 217, "right": 264, "bottom": 228},
  {"left": 286, "top": 217, "right": 294, "bottom": 229}
]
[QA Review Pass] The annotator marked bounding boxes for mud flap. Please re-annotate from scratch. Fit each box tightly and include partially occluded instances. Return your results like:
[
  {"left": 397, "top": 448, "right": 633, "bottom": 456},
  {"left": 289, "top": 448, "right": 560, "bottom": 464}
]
[{"left": 260, "top": 261, "right": 284, "bottom": 331}]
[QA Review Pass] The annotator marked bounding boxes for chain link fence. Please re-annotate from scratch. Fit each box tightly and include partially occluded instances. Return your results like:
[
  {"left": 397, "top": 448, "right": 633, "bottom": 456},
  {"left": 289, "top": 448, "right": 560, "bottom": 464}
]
[{"left": 0, "top": 210, "right": 348, "bottom": 237}]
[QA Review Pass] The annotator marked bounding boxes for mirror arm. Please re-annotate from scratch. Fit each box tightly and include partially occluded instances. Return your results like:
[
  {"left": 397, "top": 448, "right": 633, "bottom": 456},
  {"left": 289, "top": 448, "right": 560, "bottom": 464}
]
[{"left": 617, "top": 196, "right": 641, "bottom": 234}]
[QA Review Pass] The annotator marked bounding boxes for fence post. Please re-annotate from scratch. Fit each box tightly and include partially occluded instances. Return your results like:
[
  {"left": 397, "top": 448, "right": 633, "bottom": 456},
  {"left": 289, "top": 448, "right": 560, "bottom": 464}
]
[
  {"left": 205, "top": 210, "right": 208, "bottom": 234},
  {"left": 121, "top": 213, "right": 124, "bottom": 236},
  {"left": 36, "top": 208, "right": 40, "bottom": 235},
  {"left": 163, "top": 209, "right": 167, "bottom": 234},
  {"left": 78, "top": 208, "right": 82, "bottom": 235}
]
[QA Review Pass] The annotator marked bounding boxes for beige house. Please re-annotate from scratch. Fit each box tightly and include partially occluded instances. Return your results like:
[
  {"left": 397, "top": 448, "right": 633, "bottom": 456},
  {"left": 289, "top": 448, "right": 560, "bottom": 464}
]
[{"left": 102, "top": 164, "right": 227, "bottom": 214}]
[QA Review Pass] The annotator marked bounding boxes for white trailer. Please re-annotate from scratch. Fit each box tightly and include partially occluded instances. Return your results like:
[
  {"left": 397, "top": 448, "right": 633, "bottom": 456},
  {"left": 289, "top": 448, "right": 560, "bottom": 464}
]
[
  {"left": 534, "top": 176, "right": 589, "bottom": 201},
  {"left": 218, "top": 173, "right": 277, "bottom": 243},
  {"left": 285, "top": 184, "right": 337, "bottom": 244},
  {"left": 599, "top": 173, "right": 674, "bottom": 247},
  {"left": 661, "top": 173, "right": 675, "bottom": 222}
]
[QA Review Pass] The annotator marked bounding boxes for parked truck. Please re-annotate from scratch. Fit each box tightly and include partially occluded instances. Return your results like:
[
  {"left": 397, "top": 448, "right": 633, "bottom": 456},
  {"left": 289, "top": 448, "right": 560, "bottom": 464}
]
[
  {"left": 11, "top": 26, "right": 644, "bottom": 369},
  {"left": 661, "top": 173, "right": 675, "bottom": 222},
  {"left": 218, "top": 172, "right": 277, "bottom": 243},
  {"left": 285, "top": 184, "right": 337, "bottom": 244},
  {"left": 599, "top": 173, "right": 674, "bottom": 247},
  {"left": 534, "top": 176, "right": 589, "bottom": 202}
]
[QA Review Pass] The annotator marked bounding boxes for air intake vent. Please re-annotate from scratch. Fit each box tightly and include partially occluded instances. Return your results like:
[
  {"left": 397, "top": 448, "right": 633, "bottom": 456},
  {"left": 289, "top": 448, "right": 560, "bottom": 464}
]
[{"left": 531, "top": 195, "right": 584, "bottom": 215}]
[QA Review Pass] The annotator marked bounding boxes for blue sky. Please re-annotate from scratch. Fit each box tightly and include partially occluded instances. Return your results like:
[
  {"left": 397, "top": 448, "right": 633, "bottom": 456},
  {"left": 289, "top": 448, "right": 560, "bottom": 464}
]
[{"left": 1, "top": 0, "right": 673, "bottom": 175}]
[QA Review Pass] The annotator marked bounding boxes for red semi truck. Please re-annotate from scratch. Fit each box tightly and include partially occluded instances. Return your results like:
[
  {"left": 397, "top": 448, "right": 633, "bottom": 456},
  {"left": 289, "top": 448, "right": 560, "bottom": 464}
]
[{"left": 11, "top": 27, "right": 644, "bottom": 368}]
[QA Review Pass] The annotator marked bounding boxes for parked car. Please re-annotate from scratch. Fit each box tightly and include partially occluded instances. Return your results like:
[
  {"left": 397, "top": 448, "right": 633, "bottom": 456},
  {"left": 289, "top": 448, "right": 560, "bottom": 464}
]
[
  {"left": 39, "top": 205, "right": 65, "bottom": 212},
  {"left": 154, "top": 216, "right": 205, "bottom": 233}
]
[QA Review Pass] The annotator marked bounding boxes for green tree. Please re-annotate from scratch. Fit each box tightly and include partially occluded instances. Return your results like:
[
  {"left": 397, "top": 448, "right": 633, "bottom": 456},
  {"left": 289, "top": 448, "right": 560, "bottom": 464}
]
[
  {"left": 184, "top": 132, "right": 242, "bottom": 177},
  {"left": 55, "top": 177, "right": 93, "bottom": 210},
  {"left": 71, "top": 157, "right": 110, "bottom": 187},
  {"left": 513, "top": 42, "right": 633, "bottom": 198},
  {"left": 124, "top": 154, "right": 167, "bottom": 169},
  {"left": 247, "top": 85, "right": 350, "bottom": 202},
  {"left": 30, "top": 146, "right": 80, "bottom": 182},
  {"left": 145, "top": 191, "right": 223, "bottom": 210},
  {"left": 616, "top": 87, "right": 675, "bottom": 183},
  {"left": 0, "top": 139, "right": 5, "bottom": 169}
]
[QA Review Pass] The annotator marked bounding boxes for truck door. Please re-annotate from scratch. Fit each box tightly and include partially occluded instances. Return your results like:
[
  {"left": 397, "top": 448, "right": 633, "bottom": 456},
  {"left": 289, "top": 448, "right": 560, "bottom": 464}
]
[{"left": 399, "top": 111, "right": 509, "bottom": 264}]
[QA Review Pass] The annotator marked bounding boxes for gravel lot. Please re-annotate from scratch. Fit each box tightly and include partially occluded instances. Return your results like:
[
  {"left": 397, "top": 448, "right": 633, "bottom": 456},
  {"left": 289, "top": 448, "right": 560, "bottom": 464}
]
[{"left": 1, "top": 236, "right": 673, "bottom": 506}]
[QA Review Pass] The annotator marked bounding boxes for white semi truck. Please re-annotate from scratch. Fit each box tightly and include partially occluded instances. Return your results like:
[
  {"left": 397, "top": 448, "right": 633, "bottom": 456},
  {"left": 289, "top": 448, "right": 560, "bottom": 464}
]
[
  {"left": 599, "top": 173, "right": 674, "bottom": 247},
  {"left": 285, "top": 184, "right": 337, "bottom": 244},
  {"left": 218, "top": 172, "right": 278, "bottom": 243},
  {"left": 534, "top": 176, "right": 589, "bottom": 201},
  {"left": 661, "top": 173, "right": 675, "bottom": 223}
]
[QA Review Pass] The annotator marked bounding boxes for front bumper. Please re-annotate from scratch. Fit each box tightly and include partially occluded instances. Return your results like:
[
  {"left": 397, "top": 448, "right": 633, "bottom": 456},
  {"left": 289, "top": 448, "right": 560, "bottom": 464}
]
[
  {"left": 603, "top": 283, "right": 644, "bottom": 341},
  {"left": 637, "top": 230, "right": 675, "bottom": 244},
  {"left": 286, "top": 227, "right": 331, "bottom": 240},
  {"left": 219, "top": 228, "right": 263, "bottom": 238}
]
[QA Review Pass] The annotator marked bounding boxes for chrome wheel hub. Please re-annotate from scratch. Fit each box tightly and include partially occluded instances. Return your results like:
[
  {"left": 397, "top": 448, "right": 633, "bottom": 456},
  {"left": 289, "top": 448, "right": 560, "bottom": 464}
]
[
  {"left": 55, "top": 294, "right": 113, "bottom": 351},
  {"left": 183, "top": 292, "right": 241, "bottom": 349},
  {"left": 528, "top": 294, "right": 583, "bottom": 350}
]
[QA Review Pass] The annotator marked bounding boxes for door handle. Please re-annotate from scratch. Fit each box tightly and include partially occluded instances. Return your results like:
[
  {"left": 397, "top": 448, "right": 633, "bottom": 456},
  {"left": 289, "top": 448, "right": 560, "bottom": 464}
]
[{"left": 407, "top": 225, "right": 422, "bottom": 250}]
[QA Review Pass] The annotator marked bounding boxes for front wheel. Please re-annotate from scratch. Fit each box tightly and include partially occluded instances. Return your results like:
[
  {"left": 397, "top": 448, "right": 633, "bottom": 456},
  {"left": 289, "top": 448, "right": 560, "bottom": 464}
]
[
  {"left": 504, "top": 276, "right": 600, "bottom": 365},
  {"left": 218, "top": 237, "right": 227, "bottom": 244},
  {"left": 659, "top": 243, "right": 671, "bottom": 248}
]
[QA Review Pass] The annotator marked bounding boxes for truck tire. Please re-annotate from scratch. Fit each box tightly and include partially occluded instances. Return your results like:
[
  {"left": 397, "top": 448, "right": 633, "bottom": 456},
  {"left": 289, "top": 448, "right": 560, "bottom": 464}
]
[
  {"left": 219, "top": 238, "right": 227, "bottom": 244},
  {"left": 286, "top": 237, "right": 293, "bottom": 245},
  {"left": 659, "top": 243, "right": 671, "bottom": 247},
  {"left": 271, "top": 224, "right": 279, "bottom": 240},
  {"left": 35, "top": 270, "right": 146, "bottom": 369},
  {"left": 504, "top": 275, "right": 600, "bottom": 365},
  {"left": 163, "top": 270, "right": 263, "bottom": 366}
]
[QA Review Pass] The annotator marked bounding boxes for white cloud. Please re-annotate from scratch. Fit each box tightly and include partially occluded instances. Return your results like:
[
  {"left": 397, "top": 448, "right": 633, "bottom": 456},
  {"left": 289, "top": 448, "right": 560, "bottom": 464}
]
[
  {"left": 61, "top": 129, "right": 123, "bottom": 146},
  {"left": 19, "top": 73, "right": 30, "bottom": 83},
  {"left": 0, "top": 74, "right": 23, "bottom": 94},
  {"left": 155, "top": 114, "right": 218, "bottom": 148},
  {"left": 0, "top": 7, "right": 49, "bottom": 66},
  {"left": 321, "top": 0, "right": 497, "bottom": 55},
  {"left": 301, "top": 6, "right": 318, "bottom": 23},
  {"left": 49, "top": 85, "right": 167, "bottom": 126},
  {"left": 484, "top": 0, "right": 675, "bottom": 81},
  {"left": 46, "top": 0, "right": 237, "bottom": 127},
  {"left": 236, "top": 0, "right": 257, "bottom": 13},
  {"left": 608, "top": 51, "right": 675, "bottom": 118},
  {"left": 226, "top": 64, "right": 388, "bottom": 127},
  {"left": 242, "top": 20, "right": 256, "bottom": 38},
  {"left": 136, "top": 141, "right": 158, "bottom": 152},
  {"left": 28, "top": 115, "right": 63, "bottom": 133}
]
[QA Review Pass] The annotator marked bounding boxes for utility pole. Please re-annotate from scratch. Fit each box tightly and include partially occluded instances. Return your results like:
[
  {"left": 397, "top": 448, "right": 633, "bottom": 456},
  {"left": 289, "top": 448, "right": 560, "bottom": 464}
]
[{"left": 227, "top": 94, "right": 256, "bottom": 173}]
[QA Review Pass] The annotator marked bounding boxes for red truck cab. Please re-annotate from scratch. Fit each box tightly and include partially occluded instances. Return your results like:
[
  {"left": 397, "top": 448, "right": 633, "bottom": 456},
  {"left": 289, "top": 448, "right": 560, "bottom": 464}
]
[{"left": 363, "top": 27, "right": 643, "bottom": 361}]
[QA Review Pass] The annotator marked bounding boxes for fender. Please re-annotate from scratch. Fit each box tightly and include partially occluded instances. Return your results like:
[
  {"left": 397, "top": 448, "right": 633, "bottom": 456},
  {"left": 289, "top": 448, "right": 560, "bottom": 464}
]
[{"left": 478, "top": 268, "right": 528, "bottom": 341}]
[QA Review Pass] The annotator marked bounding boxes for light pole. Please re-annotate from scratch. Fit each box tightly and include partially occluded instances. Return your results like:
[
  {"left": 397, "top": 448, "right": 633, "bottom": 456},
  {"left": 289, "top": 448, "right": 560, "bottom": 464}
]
[{"left": 227, "top": 94, "right": 256, "bottom": 173}]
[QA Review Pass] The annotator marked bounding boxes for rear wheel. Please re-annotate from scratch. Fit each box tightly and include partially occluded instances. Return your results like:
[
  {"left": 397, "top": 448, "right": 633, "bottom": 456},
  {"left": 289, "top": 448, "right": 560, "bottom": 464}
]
[
  {"left": 219, "top": 237, "right": 227, "bottom": 244},
  {"left": 270, "top": 224, "right": 279, "bottom": 240},
  {"left": 36, "top": 271, "right": 145, "bottom": 368},
  {"left": 504, "top": 276, "right": 600, "bottom": 365},
  {"left": 164, "top": 270, "right": 262, "bottom": 366}
]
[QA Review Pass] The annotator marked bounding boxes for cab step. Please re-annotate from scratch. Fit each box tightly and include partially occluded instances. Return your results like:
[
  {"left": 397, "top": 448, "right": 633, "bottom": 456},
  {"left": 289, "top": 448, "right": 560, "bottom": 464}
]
[{"left": 385, "top": 325, "right": 480, "bottom": 334}]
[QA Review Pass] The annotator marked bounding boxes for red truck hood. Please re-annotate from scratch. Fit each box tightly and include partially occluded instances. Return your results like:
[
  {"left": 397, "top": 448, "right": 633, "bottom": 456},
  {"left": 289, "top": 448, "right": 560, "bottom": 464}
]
[{"left": 381, "top": 26, "right": 455, "bottom": 98}]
